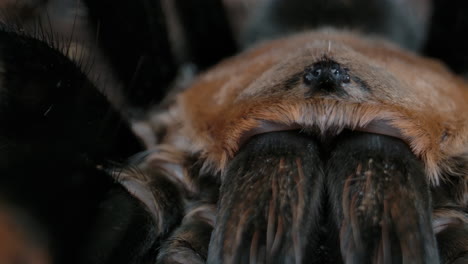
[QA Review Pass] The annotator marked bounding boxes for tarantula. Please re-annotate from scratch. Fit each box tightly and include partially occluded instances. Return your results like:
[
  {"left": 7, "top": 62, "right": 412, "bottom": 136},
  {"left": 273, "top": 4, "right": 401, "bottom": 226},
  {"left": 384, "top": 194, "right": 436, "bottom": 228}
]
[{"left": 0, "top": 0, "right": 466, "bottom": 263}]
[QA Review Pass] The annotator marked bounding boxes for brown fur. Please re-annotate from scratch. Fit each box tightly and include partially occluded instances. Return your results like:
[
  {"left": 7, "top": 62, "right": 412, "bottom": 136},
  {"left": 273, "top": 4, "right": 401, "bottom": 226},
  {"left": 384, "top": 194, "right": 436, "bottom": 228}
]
[
  {"left": 141, "top": 29, "right": 468, "bottom": 262},
  {"left": 154, "top": 30, "right": 468, "bottom": 197}
]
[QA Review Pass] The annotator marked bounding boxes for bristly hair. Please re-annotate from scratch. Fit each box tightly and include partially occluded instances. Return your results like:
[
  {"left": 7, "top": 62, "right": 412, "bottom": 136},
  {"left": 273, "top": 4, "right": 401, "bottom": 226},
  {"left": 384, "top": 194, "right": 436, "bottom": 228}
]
[
  {"left": 0, "top": 15, "right": 86, "bottom": 66},
  {"left": 0, "top": 9, "right": 128, "bottom": 110}
]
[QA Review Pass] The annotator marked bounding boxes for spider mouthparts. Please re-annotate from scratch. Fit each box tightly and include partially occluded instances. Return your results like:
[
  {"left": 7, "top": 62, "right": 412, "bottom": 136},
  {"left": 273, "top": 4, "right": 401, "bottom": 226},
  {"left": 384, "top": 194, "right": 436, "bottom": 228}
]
[{"left": 238, "top": 119, "right": 407, "bottom": 151}]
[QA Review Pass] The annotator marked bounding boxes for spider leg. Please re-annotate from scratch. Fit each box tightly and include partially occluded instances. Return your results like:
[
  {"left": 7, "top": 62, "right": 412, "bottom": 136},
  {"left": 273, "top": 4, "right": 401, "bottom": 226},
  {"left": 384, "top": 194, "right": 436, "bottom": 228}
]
[
  {"left": 208, "top": 131, "right": 325, "bottom": 264},
  {"left": 152, "top": 159, "right": 221, "bottom": 263},
  {"left": 432, "top": 188, "right": 468, "bottom": 264},
  {"left": 0, "top": 28, "right": 142, "bottom": 164},
  {"left": 326, "top": 132, "right": 439, "bottom": 264},
  {"left": 156, "top": 203, "right": 215, "bottom": 264},
  {"left": 434, "top": 209, "right": 468, "bottom": 264},
  {"left": 436, "top": 222, "right": 468, "bottom": 264},
  {"left": 0, "top": 28, "right": 165, "bottom": 263}
]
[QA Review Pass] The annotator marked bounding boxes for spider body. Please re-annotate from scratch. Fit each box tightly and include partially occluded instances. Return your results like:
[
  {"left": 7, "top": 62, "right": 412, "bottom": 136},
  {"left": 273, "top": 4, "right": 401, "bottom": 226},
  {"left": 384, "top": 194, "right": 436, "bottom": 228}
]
[
  {"left": 142, "top": 29, "right": 468, "bottom": 263},
  {"left": 0, "top": 0, "right": 467, "bottom": 263}
]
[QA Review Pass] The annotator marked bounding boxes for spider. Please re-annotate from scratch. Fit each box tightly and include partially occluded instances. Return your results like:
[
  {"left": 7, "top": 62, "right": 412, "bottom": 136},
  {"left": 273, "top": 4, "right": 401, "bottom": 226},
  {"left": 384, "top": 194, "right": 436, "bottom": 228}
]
[{"left": 0, "top": 0, "right": 466, "bottom": 263}]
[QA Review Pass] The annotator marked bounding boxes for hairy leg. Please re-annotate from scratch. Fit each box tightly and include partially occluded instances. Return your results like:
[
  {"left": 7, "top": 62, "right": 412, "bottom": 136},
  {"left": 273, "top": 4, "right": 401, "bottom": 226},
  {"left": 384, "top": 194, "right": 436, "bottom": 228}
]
[
  {"left": 208, "top": 131, "right": 325, "bottom": 264},
  {"left": 326, "top": 132, "right": 439, "bottom": 264}
]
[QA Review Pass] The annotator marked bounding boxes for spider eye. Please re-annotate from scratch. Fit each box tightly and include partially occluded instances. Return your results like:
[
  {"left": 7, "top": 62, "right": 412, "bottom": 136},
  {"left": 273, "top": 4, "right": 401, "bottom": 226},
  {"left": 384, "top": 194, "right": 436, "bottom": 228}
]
[
  {"left": 304, "top": 60, "right": 350, "bottom": 85},
  {"left": 343, "top": 74, "right": 351, "bottom": 83},
  {"left": 303, "top": 60, "right": 351, "bottom": 96}
]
